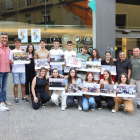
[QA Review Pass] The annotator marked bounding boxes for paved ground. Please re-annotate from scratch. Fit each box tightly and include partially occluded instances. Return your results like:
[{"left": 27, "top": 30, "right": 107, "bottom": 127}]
[{"left": 1, "top": 73, "right": 140, "bottom": 140}]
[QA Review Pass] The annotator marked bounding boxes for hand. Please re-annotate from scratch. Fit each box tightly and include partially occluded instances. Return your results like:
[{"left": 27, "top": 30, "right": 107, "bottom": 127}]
[
  {"left": 10, "top": 61, "right": 14, "bottom": 64},
  {"left": 59, "top": 74, "right": 64, "bottom": 78},
  {"left": 34, "top": 96, "right": 38, "bottom": 103},
  {"left": 113, "top": 58, "right": 116, "bottom": 62},
  {"left": 35, "top": 69, "right": 38, "bottom": 72},
  {"left": 89, "top": 58, "right": 92, "bottom": 61},
  {"left": 21, "top": 49, "right": 24, "bottom": 51},
  {"left": 99, "top": 58, "right": 102, "bottom": 62}
]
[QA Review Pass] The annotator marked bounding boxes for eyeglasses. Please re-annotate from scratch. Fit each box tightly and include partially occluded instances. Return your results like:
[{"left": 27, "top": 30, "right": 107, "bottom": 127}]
[{"left": 1, "top": 32, "right": 8, "bottom": 35}]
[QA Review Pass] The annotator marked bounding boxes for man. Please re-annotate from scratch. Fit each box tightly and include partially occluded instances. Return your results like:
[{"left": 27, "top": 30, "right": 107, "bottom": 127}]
[
  {"left": 0, "top": 33, "right": 12, "bottom": 111},
  {"left": 76, "top": 45, "right": 90, "bottom": 81},
  {"left": 10, "top": 38, "right": 28, "bottom": 104},
  {"left": 34, "top": 39, "right": 50, "bottom": 95},
  {"left": 116, "top": 51, "right": 131, "bottom": 81},
  {"left": 50, "top": 39, "right": 63, "bottom": 74},
  {"left": 130, "top": 46, "right": 140, "bottom": 108}
]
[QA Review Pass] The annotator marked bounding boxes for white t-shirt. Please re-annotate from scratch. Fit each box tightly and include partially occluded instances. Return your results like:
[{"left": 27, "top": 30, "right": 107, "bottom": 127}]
[
  {"left": 9, "top": 49, "right": 25, "bottom": 73},
  {"left": 64, "top": 50, "right": 76, "bottom": 73},
  {"left": 50, "top": 49, "right": 63, "bottom": 70}
]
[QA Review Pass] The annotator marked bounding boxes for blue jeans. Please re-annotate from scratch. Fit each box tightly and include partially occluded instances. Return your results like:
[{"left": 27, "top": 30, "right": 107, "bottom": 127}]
[
  {"left": 82, "top": 97, "right": 95, "bottom": 110},
  {"left": 50, "top": 70, "right": 63, "bottom": 75},
  {"left": 0, "top": 72, "right": 9, "bottom": 102}
]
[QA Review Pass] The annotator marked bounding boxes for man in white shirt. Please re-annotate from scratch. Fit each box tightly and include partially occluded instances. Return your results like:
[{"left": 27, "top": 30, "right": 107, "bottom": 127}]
[
  {"left": 50, "top": 39, "right": 63, "bottom": 74},
  {"left": 10, "top": 38, "right": 29, "bottom": 104}
]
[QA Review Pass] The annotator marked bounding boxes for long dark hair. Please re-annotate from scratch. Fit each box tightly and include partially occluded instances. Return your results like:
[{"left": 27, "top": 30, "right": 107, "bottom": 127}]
[
  {"left": 68, "top": 68, "right": 79, "bottom": 83},
  {"left": 104, "top": 70, "right": 112, "bottom": 84},
  {"left": 91, "top": 49, "right": 101, "bottom": 60},
  {"left": 118, "top": 73, "right": 130, "bottom": 85},
  {"left": 26, "top": 44, "right": 35, "bottom": 57},
  {"left": 105, "top": 51, "right": 115, "bottom": 66}
]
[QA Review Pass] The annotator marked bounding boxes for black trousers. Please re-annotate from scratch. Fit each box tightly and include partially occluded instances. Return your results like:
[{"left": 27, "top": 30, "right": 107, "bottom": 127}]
[
  {"left": 66, "top": 96, "right": 83, "bottom": 107},
  {"left": 94, "top": 96, "right": 115, "bottom": 110},
  {"left": 31, "top": 92, "right": 51, "bottom": 109}
]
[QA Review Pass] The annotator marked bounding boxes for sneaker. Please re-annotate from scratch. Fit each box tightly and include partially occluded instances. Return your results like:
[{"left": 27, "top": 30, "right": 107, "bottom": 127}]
[
  {"left": 5, "top": 101, "right": 12, "bottom": 106},
  {"left": 91, "top": 108, "right": 95, "bottom": 111},
  {"left": 137, "top": 104, "right": 140, "bottom": 109},
  {"left": 98, "top": 108, "right": 102, "bottom": 109},
  {"left": 14, "top": 98, "right": 19, "bottom": 104},
  {"left": 78, "top": 105, "right": 82, "bottom": 111},
  {"left": 1, "top": 102, "right": 6, "bottom": 107},
  {"left": 0, "top": 104, "right": 9, "bottom": 111},
  {"left": 120, "top": 104, "right": 124, "bottom": 108},
  {"left": 61, "top": 107, "right": 65, "bottom": 111},
  {"left": 111, "top": 109, "right": 117, "bottom": 113},
  {"left": 22, "top": 97, "right": 29, "bottom": 103},
  {"left": 42, "top": 104, "right": 45, "bottom": 107}
]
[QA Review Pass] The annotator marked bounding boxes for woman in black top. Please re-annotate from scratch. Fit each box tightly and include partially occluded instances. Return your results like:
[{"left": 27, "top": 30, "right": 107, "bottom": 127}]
[
  {"left": 31, "top": 67, "right": 51, "bottom": 109},
  {"left": 25, "top": 44, "right": 35, "bottom": 100}
]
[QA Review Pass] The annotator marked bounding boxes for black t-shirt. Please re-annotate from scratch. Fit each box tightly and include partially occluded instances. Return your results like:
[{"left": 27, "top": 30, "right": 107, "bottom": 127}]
[
  {"left": 101, "top": 60, "right": 110, "bottom": 65},
  {"left": 116, "top": 58, "right": 132, "bottom": 80}
]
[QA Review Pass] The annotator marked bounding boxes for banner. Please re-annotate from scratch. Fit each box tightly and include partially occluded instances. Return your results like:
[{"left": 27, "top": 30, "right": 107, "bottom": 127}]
[
  {"left": 66, "top": 56, "right": 81, "bottom": 68},
  {"left": 18, "top": 29, "right": 28, "bottom": 43},
  {"left": 50, "top": 54, "right": 64, "bottom": 65},
  {"left": 34, "top": 59, "right": 50, "bottom": 69},
  {"left": 101, "top": 65, "right": 116, "bottom": 75},
  {"left": 31, "top": 29, "right": 41, "bottom": 43}
]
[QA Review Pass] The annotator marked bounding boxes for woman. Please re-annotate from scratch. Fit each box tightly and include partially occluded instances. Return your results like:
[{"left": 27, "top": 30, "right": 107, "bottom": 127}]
[
  {"left": 101, "top": 51, "right": 115, "bottom": 81},
  {"left": 89, "top": 49, "right": 102, "bottom": 83},
  {"left": 82, "top": 72, "right": 96, "bottom": 111},
  {"left": 31, "top": 67, "right": 51, "bottom": 109},
  {"left": 112, "top": 73, "right": 133, "bottom": 113},
  {"left": 94, "top": 70, "right": 115, "bottom": 110},
  {"left": 62, "top": 68, "right": 83, "bottom": 111},
  {"left": 25, "top": 44, "right": 35, "bottom": 100}
]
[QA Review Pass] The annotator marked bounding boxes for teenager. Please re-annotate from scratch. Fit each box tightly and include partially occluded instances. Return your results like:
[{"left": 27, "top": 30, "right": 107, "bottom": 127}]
[
  {"left": 112, "top": 73, "right": 133, "bottom": 113},
  {"left": 101, "top": 51, "right": 115, "bottom": 81},
  {"left": 25, "top": 44, "right": 35, "bottom": 100},
  {"left": 34, "top": 39, "right": 50, "bottom": 94},
  {"left": 77, "top": 45, "right": 90, "bottom": 81},
  {"left": 64, "top": 41, "right": 76, "bottom": 74},
  {"left": 82, "top": 72, "right": 96, "bottom": 111},
  {"left": 31, "top": 67, "right": 51, "bottom": 109},
  {"left": 10, "top": 38, "right": 28, "bottom": 104},
  {"left": 63, "top": 68, "right": 83, "bottom": 111},
  {"left": 89, "top": 49, "right": 102, "bottom": 82},
  {"left": 50, "top": 40, "right": 63, "bottom": 75},
  {"left": 0, "top": 33, "right": 11, "bottom": 110},
  {"left": 94, "top": 70, "right": 115, "bottom": 110}
]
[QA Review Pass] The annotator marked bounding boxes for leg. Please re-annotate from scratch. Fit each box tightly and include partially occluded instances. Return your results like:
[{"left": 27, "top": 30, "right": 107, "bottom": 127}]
[
  {"left": 77, "top": 96, "right": 83, "bottom": 107},
  {"left": 82, "top": 97, "right": 89, "bottom": 111},
  {"left": 51, "top": 91, "right": 59, "bottom": 105},
  {"left": 123, "top": 100, "right": 133, "bottom": 113},
  {"left": 31, "top": 95, "right": 40, "bottom": 109},
  {"left": 89, "top": 97, "right": 95, "bottom": 109},
  {"left": 25, "top": 72, "right": 29, "bottom": 95},
  {"left": 13, "top": 73, "right": 20, "bottom": 98},
  {"left": 66, "top": 96, "right": 75, "bottom": 107},
  {"left": 136, "top": 80, "right": 140, "bottom": 105},
  {"left": 94, "top": 96, "right": 103, "bottom": 108},
  {"left": 58, "top": 70, "right": 63, "bottom": 75},
  {"left": 61, "top": 90, "right": 67, "bottom": 108},
  {"left": 19, "top": 73, "right": 26, "bottom": 98},
  {"left": 46, "top": 82, "right": 49, "bottom": 95},
  {"left": 0, "top": 73, "right": 4, "bottom": 103},
  {"left": 105, "top": 97, "right": 115, "bottom": 110},
  {"left": 21, "top": 84, "right": 25, "bottom": 98},
  {"left": 113, "top": 97, "right": 123, "bottom": 111},
  {"left": 41, "top": 92, "right": 51, "bottom": 104}
]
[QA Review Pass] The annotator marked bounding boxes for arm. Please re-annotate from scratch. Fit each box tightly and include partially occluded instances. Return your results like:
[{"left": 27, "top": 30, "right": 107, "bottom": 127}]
[
  {"left": 128, "top": 69, "right": 131, "bottom": 80},
  {"left": 31, "top": 77, "right": 38, "bottom": 103},
  {"left": 99, "top": 58, "right": 102, "bottom": 62}
]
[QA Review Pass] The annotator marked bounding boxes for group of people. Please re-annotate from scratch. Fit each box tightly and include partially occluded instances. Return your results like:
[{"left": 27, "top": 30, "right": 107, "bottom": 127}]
[{"left": 0, "top": 32, "right": 140, "bottom": 113}]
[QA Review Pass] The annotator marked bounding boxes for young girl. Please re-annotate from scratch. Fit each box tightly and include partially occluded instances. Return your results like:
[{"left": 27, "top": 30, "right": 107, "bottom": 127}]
[
  {"left": 112, "top": 73, "right": 133, "bottom": 113},
  {"left": 101, "top": 51, "right": 115, "bottom": 81},
  {"left": 82, "top": 72, "right": 96, "bottom": 111},
  {"left": 25, "top": 44, "right": 35, "bottom": 100},
  {"left": 94, "top": 70, "right": 115, "bottom": 110},
  {"left": 62, "top": 68, "right": 83, "bottom": 111},
  {"left": 89, "top": 49, "right": 102, "bottom": 83}
]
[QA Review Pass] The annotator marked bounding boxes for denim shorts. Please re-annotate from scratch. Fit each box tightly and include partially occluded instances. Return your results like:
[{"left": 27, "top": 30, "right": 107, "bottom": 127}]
[{"left": 12, "top": 73, "right": 26, "bottom": 84}]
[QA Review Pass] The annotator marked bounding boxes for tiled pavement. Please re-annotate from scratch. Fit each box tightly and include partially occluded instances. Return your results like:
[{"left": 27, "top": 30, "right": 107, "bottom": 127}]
[{"left": 1, "top": 73, "right": 140, "bottom": 140}]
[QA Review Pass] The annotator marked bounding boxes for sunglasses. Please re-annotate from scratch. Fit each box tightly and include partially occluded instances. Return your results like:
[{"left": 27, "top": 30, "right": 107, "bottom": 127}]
[{"left": 1, "top": 32, "right": 8, "bottom": 35}]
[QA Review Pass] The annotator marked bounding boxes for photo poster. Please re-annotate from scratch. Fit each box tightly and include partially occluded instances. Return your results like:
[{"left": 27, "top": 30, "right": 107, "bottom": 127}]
[
  {"left": 34, "top": 59, "right": 50, "bottom": 69},
  {"left": 83, "top": 83, "right": 100, "bottom": 96},
  {"left": 18, "top": 29, "right": 28, "bottom": 43},
  {"left": 101, "top": 65, "right": 116, "bottom": 75},
  {"left": 86, "top": 61, "right": 101, "bottom": 72},
  {"left": 31, "top": 29, "right": 41, "bottom": 43},
  {"left": 117, "top": 85, "right": 136, "bottom": 97},
  {"left": 34, "top": 45, "right": 41, "bottom": 51},
  {"left": 66, "top": 56, "right": 81, "bottom": 68},
  {"left": 76, "top": 62, "right": 87, "bottom": 71},
  {"left": 13, "top": 52, "right": 30, "bottom": 64},
  {"left": 64, "top": 66, "right": 73, "bottom": 73},
  {"left": 49, "top": 78, "right": 65, "bottom": 90},
  {"left": 65, "top": 83, "right": 83, "bottom": 96},
  {"left": 100, "top": 84, "right": 116, "bottom": 97},
  {"left": 20, "top": 46, "right": 27, "bottom": 52},
  {"left": 50, "top": 54, "right": 65, "bottom": 65}
]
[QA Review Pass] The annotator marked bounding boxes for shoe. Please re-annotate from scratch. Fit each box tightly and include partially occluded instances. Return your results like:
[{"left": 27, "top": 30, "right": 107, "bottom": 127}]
[
  {"left": 22, "top": 97, "right": 29, "bottom": 103},
  {"left": 78, "top": 105, "right": 82, "bottom": 111},
  {"left": 111, "top": 109, "right": 117, "bottom": 113},
  {"left": 137, "top": 104, "right": 140, "bottom": 109},
  {"left": 120, "top": 104, "right": 124, "bottom": 108},
  {"left": 0, "top": 103, "right": 9, "bottom": 111},
  {"left": 61, "top": 107, "right": 65, "bottom": 111},
  {"left": 14, "top": 98, "right": 19, "bottom": 104},
  {"left": 98, "top": 107, "right": 102, "bottom": 109},
  {"left": 42, "top": 104, "right": 45, "bottom": 107},
  {"left": 91, "top": 108, "right": 95, "bottom": 111},
  {"left": 1, "top": 102, "right": 6, "bottom": 107},
  {"left": 5, "top": 101, "right": 12, "bottom": 106}
]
